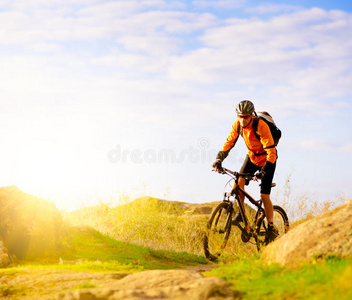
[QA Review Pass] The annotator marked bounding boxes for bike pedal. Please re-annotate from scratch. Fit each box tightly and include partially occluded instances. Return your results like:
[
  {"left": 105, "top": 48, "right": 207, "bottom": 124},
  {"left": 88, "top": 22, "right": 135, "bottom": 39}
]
[{"left": 241, "top": 231, "right": 251, "bottom": 243}]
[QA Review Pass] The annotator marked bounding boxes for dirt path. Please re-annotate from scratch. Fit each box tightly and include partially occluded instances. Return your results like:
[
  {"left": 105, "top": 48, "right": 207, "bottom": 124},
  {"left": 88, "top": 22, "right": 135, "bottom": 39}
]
[
  {"left": 0, "top": 263, "right": 220, "bottom": 299},
  {"left": 181, "top": 263, "right": 219, "bottom": 272},
  {"left": 1, "top": 268, "right": 123, "bottom": 299}
]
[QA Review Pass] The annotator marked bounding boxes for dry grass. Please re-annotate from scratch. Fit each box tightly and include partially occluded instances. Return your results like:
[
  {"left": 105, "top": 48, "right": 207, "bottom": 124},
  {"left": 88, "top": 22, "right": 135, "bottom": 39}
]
[
  {"left": 66, "top": 195, "right": 262, "bottom": 258},
  {"left": 273, "top": 173, "right": 350, "bottom": 225},
  {"left": 65, "top": 196, "right": 209, "bottom": 255},
  {"left": 65, "top": 178, "right": 350, "bottom": 257}
]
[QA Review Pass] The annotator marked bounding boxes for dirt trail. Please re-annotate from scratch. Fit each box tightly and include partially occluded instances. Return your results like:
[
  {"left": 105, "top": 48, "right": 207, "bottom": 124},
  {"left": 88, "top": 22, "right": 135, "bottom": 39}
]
[
  {"left": 1, "top": 263, "right": 221, "bottom": 299},
  {"left": 181, "top": 263, "right": 219, "bottom": 272}
]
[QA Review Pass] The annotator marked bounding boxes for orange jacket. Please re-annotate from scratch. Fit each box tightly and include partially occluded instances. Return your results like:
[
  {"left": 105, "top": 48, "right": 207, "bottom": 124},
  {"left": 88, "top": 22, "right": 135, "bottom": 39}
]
[{"left": 222, "top": 118, "right": 277, "bottom": 167}]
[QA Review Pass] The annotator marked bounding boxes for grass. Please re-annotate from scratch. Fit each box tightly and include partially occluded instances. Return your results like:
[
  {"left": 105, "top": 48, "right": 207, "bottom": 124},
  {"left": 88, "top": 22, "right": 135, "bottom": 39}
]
[
  {"left": 74, "top": 282, "right": 97, "bottom": 289},
  {"left": 2, "top": 192, "right": 351, "bottom": 299},
  {"left": 0, "top": 284, "right": 25, "bottom": 298},
  {"left": 17, "top": 224, "right": 207, "bottom": 272},
  {"left": 205, "top": 254, "right": 352, "bottom": 299},
  {"left": 0, "top": 224, "right": 209, "bottom": 299},
  {"left": 65, "top": 197, "right": 209, "bottom": 255}
]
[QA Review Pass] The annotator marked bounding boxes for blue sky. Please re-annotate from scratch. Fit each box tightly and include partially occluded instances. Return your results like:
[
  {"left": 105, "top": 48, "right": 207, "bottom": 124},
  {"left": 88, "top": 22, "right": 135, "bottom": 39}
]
[{"left": 0, "top": 0, "right": 351, "bottom": 211}]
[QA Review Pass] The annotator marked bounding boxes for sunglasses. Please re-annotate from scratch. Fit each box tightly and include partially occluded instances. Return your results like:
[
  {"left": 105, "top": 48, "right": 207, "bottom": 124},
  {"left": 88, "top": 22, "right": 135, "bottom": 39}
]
[{"left": 238, "top": 115, "right": 252, "bottom": 119}]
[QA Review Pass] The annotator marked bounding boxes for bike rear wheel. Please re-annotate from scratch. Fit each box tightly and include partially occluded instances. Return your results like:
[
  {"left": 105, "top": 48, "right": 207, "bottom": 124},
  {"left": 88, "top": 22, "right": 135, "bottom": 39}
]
[
  {"left": 255, "top": 205, "right": 289, "bottom": 250},
  {"left": 203, "top": 201, "right": 233, "bottom": 261}
]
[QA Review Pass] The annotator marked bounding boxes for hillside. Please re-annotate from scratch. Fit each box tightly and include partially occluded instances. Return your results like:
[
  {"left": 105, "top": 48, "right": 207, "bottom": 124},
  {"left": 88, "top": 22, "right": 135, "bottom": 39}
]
[
  {"left": 66, "top": 196, "right": 258, "bottom": 256},
  {"left": 0, "top": 186, "right": 62, "bottom": 263},
  {"left": 0, "top": 224, "right": 216, "bottom": 300},
  {"left": 1, "top": 188, "right": 351, "bottom": 299},
  {"left": 0, "top": 188, "right": 209, "bottom": 267}
]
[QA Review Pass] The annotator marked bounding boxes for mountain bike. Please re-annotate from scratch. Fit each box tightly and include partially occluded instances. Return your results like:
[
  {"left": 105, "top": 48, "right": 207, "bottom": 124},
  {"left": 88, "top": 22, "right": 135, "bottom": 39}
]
[{"left": 203, "top": 167, "right": 289, "bottom": 261}]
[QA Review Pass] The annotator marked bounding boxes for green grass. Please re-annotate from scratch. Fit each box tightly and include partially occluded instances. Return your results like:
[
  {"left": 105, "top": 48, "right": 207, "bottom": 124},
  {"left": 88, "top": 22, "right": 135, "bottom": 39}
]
[
  {"left": 0, "top": 224, "right": 208, "bottom": 299},
  {"left": 74, "top": 282, "right": 97, "bottom": 289},
  {"left": 205, "top": 254, "right": 352, "bottom": 299},
  {"left": 18, "top": 225, "right": 207, "bottom": 272}
]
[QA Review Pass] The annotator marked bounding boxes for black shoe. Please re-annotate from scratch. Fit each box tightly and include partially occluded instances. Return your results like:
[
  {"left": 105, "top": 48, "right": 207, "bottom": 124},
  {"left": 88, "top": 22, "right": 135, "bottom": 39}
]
[
  {"left": 265, "top": 224, "right": 279, "bottom": 244},
  {"left": 232, "top": 212, "right": 243, "bottom": 225}
]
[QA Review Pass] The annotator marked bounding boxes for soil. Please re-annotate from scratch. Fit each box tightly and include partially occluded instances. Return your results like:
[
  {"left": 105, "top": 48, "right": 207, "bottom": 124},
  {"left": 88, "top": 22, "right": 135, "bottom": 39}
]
[{"left": 0, "top": 263, "right": 220, "bottom": 300}]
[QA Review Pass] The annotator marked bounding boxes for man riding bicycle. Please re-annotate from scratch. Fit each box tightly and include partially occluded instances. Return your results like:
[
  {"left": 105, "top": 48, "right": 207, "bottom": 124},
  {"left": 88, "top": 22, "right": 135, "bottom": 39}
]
[{"left": 212, "top": 100, "right": 279, "bottom": 243}]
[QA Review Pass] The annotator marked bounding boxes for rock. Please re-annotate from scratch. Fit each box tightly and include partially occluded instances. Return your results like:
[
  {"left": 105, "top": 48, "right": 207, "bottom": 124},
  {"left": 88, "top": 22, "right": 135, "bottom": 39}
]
[
  {"left": 57, "top": 270, "right": 235, "bottom": 300},
  {"left": 261, "top": 199, "right": 352, "bottom": 267},
  {"left": 0, "top": 239, "right": 12, "bottom": 267},
  {"left": 0, "top": 186, "right": 63, "bottom": 260}
]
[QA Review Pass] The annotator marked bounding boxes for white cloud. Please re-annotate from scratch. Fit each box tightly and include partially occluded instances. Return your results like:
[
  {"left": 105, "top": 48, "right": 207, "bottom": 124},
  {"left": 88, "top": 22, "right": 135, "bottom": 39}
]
[
  {"left": 0, "top": 2, "right": 217, "bottom": 57},
  {"left": 0, "top": 4, "right": 351, "bottom": 121},
  {"left": 167, "top": 8, "right": 352, "bottom": 115},
  {"left": 246, "top": 4, "right": 302, "bottom": 14},
  {"left": 77, "top": 1, "right": 150, "bottom": 18},
  {"left": 193, "top": 0, "right": 246, "bottom": 9},
  {"left": 0, "top": 4, "right": 351, "bottom": 119},
  {"left": 28, "top": 42, "right": 63, "bottom": 52},
  {"left": 338, "top": 143, "right": 352, "bottom": 153},
  {"left": 129, "top": 11, "right": 218, "bottom": 34}
]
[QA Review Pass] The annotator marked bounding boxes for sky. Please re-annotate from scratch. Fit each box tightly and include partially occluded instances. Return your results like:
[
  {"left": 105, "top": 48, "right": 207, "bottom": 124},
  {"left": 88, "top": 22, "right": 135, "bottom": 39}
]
[{"left": 0, "top": 0, "right": 351, "bottom": 211}]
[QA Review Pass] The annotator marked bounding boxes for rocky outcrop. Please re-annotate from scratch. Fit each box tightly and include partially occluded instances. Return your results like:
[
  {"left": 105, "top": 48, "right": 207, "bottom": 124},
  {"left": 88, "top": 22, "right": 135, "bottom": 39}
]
[
  {"left": 57, "top": 270, "right": 235, "bottom": 300},
  {"left": 261, "top": 199, "right": 352, "bottom": 267},
  {"left": 0, "top": 239, "right": 12, "bottom": 267},
  {"left": 0, "top": 186, "right": 63, "bottom": 261}
]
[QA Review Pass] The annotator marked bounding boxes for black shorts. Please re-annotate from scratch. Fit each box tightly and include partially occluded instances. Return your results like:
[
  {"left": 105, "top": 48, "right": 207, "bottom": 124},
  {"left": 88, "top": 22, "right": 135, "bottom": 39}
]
[{"left": 239, "top": 155, "right": 276, "bottom": 195}]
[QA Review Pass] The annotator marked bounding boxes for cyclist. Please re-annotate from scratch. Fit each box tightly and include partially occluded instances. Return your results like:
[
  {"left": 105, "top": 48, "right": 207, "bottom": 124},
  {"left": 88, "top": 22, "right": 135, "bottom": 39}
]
[{"left": 212, "top": 100, "right": 279, "bottom": 243}]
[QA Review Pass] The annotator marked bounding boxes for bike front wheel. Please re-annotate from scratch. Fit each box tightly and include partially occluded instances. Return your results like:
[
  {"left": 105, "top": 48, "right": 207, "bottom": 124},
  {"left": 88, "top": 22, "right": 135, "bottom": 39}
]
[
  {"left": 255, "top": 205, "right": 289, "bottom": 250},
  {"left": 203, "top": 201, "right": 233, "bottom": 261}
]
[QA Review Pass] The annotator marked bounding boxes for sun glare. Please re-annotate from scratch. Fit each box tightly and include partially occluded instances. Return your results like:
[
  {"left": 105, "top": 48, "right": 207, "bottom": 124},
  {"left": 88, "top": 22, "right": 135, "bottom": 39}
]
[{"left": 16, "top": 140, "right": 89, "bottom": 211}]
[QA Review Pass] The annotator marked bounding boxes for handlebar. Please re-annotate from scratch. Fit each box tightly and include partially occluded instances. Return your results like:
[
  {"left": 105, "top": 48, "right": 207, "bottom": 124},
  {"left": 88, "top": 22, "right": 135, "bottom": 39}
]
[{"left": 215, "top": 167, "right": 255, "bottom": 181}]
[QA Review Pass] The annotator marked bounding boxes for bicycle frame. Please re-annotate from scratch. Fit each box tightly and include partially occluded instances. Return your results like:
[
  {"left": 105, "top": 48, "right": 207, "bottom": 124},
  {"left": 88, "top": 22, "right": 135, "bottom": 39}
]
[
  {"left": 221, "top": 168, "right": 265, "bottom": 236},
  {"left": 235, "top": 186, "right": 264, "bottom": 233}
]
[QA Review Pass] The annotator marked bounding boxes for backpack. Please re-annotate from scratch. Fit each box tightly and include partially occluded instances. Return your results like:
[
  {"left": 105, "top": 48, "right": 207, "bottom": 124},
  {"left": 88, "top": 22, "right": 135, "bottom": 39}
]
[{"left": 237, "top": 111, "right": 281, "bottom": 147}]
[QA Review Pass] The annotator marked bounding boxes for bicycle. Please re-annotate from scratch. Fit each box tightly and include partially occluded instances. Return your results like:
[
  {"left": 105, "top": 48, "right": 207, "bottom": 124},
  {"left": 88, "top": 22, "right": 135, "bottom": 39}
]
[{"left": 203, "top": 167, "right": 289, "bottom": 261}]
